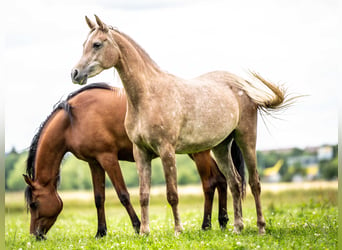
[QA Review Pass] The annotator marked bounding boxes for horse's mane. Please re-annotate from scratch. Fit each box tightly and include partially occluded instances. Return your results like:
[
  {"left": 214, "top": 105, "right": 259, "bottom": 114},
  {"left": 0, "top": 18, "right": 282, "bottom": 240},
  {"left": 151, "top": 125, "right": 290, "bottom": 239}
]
[
  {"left": 111, "top": 29, "right": 161, "bottom": 72},
  {"left": 65, "top": 82, "right": 113, "bottom": 100},
  {"left": 25, "top": 100, "right": 68, "bottom": 207},
  {"left": 26, "top": 82, "right": 113, "bottom": 180}
]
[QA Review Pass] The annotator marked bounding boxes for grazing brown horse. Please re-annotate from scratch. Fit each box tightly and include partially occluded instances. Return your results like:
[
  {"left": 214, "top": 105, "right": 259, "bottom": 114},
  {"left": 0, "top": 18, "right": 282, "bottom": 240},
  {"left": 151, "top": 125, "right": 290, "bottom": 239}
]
[
  {"left": 24, "top": 83, "right": 244, "bottom": 240},
  {"left": 71, "top": 15, "right": 294, "bottom": 235}
]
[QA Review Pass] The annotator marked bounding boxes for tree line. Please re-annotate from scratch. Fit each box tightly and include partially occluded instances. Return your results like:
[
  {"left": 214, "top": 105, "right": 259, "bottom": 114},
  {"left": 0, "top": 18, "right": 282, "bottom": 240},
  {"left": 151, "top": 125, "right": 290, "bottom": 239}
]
[
  {"left": 5, "top": 144, "right": 337, "bottom": 191},
  {"left": 5, "top": 150, "right": 201, "bottom": 191}
]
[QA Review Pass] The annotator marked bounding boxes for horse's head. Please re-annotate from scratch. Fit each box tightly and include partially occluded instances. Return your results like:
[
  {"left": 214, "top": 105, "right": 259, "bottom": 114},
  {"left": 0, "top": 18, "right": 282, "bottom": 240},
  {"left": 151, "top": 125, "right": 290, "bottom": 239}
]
[
  {"left": 23, "top": 175, "right": 63, "bottom": 240},
  {"left": 71, "top": 15, "right": 120, "bottom": 85}
]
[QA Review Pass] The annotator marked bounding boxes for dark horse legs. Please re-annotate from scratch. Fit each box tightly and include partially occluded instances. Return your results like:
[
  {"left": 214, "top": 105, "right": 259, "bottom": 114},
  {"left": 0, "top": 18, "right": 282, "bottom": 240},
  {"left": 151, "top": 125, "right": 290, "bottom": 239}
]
[
  {"left": 90, "top": 150, "right": 230, "bottom": 237},
  {"left": 191, "top": 151, "right": 228, "bottom": 230},
  {"left": 90, "top": 154, "right": 141, "bottom": 237},
  {"left": 89, "top": 162, "right": 108, "bottom": 237}
]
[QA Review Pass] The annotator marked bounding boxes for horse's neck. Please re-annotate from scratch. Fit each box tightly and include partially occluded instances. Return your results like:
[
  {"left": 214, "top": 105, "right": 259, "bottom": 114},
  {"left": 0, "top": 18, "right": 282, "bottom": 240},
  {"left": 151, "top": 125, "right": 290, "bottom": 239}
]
[
  {"left": 34, "top": 116, "right": 67, "bottom": 186},
  {"left": 112, "top": 30, "right": 166, "bottom": 107}
]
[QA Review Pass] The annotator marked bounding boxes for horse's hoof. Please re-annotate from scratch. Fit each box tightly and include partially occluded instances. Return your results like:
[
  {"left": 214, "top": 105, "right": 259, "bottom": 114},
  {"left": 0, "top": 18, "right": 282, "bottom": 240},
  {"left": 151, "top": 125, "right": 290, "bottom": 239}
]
[
  {"left": 95, "top": 231, "right": 107, "bottom": 238},
  {"left": 35, "top": 234, "right": 47, "bottom": 241},
  {"left": 139, "top": 225, "right": 150, "bottom": 236},
  {"left": 174, "top": 224, "right": 184, "bottom": 236},
  {"left": 95, "top": 226, "right": 107, "bottom": 238},
  {"left": 258, "top": 227, "right": 266, "bottom": 235},
  {"left": 133, "top": 221, "right": 141, "bottom": 234},
  {"left": 258, "top": 220, "right": 266, "bottom": 235},
  {"left": 134, "top": 226, "right": 140, "bottom": 234},
  {"left": 201, "top": 224, "right": 211, "bottom": 231},
  {"left": 233, "top": 223, "right": 244, "bottom": 234},
  {"left": 219, "top": 214, "right": 229, "bottom": 229}
]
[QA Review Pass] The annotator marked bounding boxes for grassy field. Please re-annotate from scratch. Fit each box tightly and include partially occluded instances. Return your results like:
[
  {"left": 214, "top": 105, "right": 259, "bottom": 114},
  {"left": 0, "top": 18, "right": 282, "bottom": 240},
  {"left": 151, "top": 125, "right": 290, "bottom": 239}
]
[{"left": 5, "top": 182, "right": 338, "bottom": 249}]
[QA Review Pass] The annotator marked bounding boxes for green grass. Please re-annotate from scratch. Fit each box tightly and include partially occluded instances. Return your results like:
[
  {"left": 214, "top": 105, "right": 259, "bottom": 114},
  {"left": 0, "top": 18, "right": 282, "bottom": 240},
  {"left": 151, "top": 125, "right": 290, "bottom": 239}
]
[{"left": 5, "top": 183, "right": 338, "bottom": 249}]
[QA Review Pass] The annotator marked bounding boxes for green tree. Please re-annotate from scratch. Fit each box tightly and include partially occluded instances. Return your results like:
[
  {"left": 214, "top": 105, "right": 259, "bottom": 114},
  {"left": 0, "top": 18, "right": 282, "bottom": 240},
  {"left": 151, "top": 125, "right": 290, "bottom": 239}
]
[
  {"left": 119, "top": 155, "right": 201, "bottom": 188},
  {"left": 176, "top": 155, "right": 200, "bottom": 185},
  {"left": 7, "top": 152, "right": 28, "bottom": 191},
  {"left": 151, "top": 158, "right": 166, "bottom": 185},
  {"left": 59, "top": 155, "right": 92, "bottom": 190},
  {"left": 320, "top": 157, "right": 338, "bottom": 180},
  {"left": 119, "top": 161, "right": 139, "bottom": 187},
  {"left": 5, "top": 148, "right": 20, "bottom": 190},
  {"left": 282, "top": 161, "right": 306, "bottom": 182},
  {"left": 290, "top": 148, "right": 305, "bottom": 157}
]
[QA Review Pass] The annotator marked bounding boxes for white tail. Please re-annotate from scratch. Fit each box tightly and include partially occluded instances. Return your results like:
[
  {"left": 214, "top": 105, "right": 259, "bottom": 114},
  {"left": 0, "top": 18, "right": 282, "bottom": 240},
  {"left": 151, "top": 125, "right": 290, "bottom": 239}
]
[{"left": 231, "top": 71, "right": 299, "bottom": 115}]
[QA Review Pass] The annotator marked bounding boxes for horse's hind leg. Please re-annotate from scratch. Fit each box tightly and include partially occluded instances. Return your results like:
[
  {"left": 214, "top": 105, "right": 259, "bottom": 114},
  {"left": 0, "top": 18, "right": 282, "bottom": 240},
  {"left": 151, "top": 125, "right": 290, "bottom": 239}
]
[
  {"left": 215, "top": 161, "right": 229, "bottom": 229},
  {"left": 212, "top": 139, "right": 244, "bottom": 233},
  {"left": 191, "top": 150, "right": 228, "bottom": 230},
  {"left": 97, "top": 153, "right": 141, "bottom": 234},
  {"left": 235, "top": 120, "right": 266, "bottom": 235},
  {"left": 89, "top": 161, "right": 107, "bottom": 237}
]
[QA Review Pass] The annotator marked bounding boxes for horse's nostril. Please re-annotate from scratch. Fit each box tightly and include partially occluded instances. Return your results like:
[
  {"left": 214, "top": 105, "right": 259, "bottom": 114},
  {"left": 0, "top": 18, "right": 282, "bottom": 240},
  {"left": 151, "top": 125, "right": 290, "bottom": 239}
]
[{"left": 71, "top": 69, "right": 79, "bottom": 80}]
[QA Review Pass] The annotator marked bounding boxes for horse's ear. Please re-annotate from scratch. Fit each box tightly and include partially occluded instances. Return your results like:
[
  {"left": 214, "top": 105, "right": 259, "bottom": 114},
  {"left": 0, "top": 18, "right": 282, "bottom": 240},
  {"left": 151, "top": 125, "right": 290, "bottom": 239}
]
[
  {"left": 94, "top": 14, "right": 108, "bottom": 32},
  {"left": 23, "top": 174, "right": 34, "bottom": 188},
  {"left": 85, "top": 16, "right": 96, "bottom": 30}
]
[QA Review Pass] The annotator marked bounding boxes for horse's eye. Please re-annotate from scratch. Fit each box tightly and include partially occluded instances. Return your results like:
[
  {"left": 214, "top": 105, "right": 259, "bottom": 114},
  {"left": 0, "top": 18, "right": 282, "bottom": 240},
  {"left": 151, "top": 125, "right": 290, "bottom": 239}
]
[
  {"left": 30, "top": 202, "right": 38, "bottom": 210},
  {"left": 93, "top": 42, "right": 102, "bottom": 49}
]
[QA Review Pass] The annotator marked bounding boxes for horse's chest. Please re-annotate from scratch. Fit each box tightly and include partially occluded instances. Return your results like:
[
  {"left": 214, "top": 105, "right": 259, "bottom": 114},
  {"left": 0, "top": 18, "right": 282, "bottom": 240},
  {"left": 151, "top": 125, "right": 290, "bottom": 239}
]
[{"left": 125, "top": 111, "right": 171, "bottom": 150}]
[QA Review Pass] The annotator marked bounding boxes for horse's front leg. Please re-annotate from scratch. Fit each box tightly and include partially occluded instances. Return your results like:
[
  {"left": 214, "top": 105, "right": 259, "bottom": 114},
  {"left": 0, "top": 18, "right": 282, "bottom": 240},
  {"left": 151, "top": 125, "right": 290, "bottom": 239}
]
[
  {"left": 133, "top": 144, "right": 153, "bottom": 235},
  {"left": 89, "top": 162, "right": 107, "bottom": 238},
  {"left": 160, "top": 144, "right": 183, "bottom": 236},
  {"left": 97, "top": 153, "right": 141, "bottom": 234}
]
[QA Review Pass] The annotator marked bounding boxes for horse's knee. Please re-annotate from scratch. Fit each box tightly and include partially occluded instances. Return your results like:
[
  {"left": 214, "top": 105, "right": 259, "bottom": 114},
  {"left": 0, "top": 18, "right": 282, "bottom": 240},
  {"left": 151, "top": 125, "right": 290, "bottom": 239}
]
[
  {"left": 217, "top": 181, "right": 227, "bottom": 199},
  {"left": 202, "top": 179, "right": 215, "bottom": 197},
  {"left": 216, "top": 171, "right": 227, "bottom": 185},
  {"left": 166, "top": 191, "right": 179, "bottom": 206},
  {"left": 204, "top": 188, "right": 215, "bottom": 199},
  {"left": 248, "top": 175, "right": 261, "bottom": 195},
  {"left": 118, "top": 192, "right": 131, "bottom": 206},
  {"left": 140, "top": 192, "right": 150, "bottom": 207},
  {"left": 95, "top": 194, "right": 104, "bottom": 208},
  {"left": 229, "top": 181, "right": 242, "bottom": 197}
]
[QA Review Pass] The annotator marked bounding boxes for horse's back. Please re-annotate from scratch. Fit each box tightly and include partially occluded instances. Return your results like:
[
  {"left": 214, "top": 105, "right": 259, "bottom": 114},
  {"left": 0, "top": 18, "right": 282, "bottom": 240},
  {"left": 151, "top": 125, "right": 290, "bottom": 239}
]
[{"left": 65, "top": 87, "right": 134, "bottom": 161}]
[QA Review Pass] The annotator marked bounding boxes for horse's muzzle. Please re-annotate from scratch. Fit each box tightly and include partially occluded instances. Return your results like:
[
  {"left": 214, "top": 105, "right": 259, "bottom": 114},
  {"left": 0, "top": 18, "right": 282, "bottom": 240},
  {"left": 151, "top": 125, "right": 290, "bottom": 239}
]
[
  {"left": 35, "top": 233, "right": 47, "bottom": 241},
  {"left": 33, "top": 228, "right": 47, "bottom": 241},
  {"left": 71, "top": 68, "right": 88, "bottom": 85}
]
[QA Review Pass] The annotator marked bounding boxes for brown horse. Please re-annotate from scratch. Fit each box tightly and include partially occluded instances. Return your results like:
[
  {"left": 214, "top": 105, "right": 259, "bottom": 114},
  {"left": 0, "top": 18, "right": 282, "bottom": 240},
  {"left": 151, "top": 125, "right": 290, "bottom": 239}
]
[
  {"left": 24, "top": 83, "right": 244, "bottom": 240},
  {"left": 71, "top": 15, "right": 294, "bottom": 235}
]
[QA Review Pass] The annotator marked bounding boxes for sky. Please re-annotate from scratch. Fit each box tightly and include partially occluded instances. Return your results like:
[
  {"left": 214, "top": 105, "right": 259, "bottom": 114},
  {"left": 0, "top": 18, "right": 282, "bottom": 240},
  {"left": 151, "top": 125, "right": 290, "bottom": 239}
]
[{"left": 3, "top": 0, "right": 339, "bottom": 152}]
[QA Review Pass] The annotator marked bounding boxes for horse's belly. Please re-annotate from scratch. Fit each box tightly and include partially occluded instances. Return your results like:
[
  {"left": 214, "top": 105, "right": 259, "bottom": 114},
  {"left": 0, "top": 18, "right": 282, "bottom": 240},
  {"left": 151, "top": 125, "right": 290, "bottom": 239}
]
[
  {"left": 175, "top": 109, "right": 239, "bottom": 153},
  {"left": 175, "top": 131, "right": 232, "bottom": 153}
]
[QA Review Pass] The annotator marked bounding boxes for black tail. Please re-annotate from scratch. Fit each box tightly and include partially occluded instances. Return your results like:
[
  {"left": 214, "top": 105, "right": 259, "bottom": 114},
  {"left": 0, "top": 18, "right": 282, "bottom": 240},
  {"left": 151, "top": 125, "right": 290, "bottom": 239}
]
[{"left": 231, "top": 140, "right": 246, "bottom": 199}]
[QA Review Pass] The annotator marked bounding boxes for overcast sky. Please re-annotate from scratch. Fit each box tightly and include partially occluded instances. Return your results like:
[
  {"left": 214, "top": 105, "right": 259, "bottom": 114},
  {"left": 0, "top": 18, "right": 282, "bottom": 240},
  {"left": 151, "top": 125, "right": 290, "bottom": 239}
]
[{"left": 4, "top": 0, "right": 339, "bottom": 152}]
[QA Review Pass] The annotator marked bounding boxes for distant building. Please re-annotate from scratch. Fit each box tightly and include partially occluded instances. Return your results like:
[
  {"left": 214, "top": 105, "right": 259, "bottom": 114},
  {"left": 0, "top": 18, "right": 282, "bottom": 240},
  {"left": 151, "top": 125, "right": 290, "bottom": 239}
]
[
  {"left": 259, "top": 145, "right": 335, "bottom": 182},
  {"left": 287, "top": 155, "right": 317, "bottom": 167},
  {"left": 317, "top": 146, "right": 333, "bottom": 161}
]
